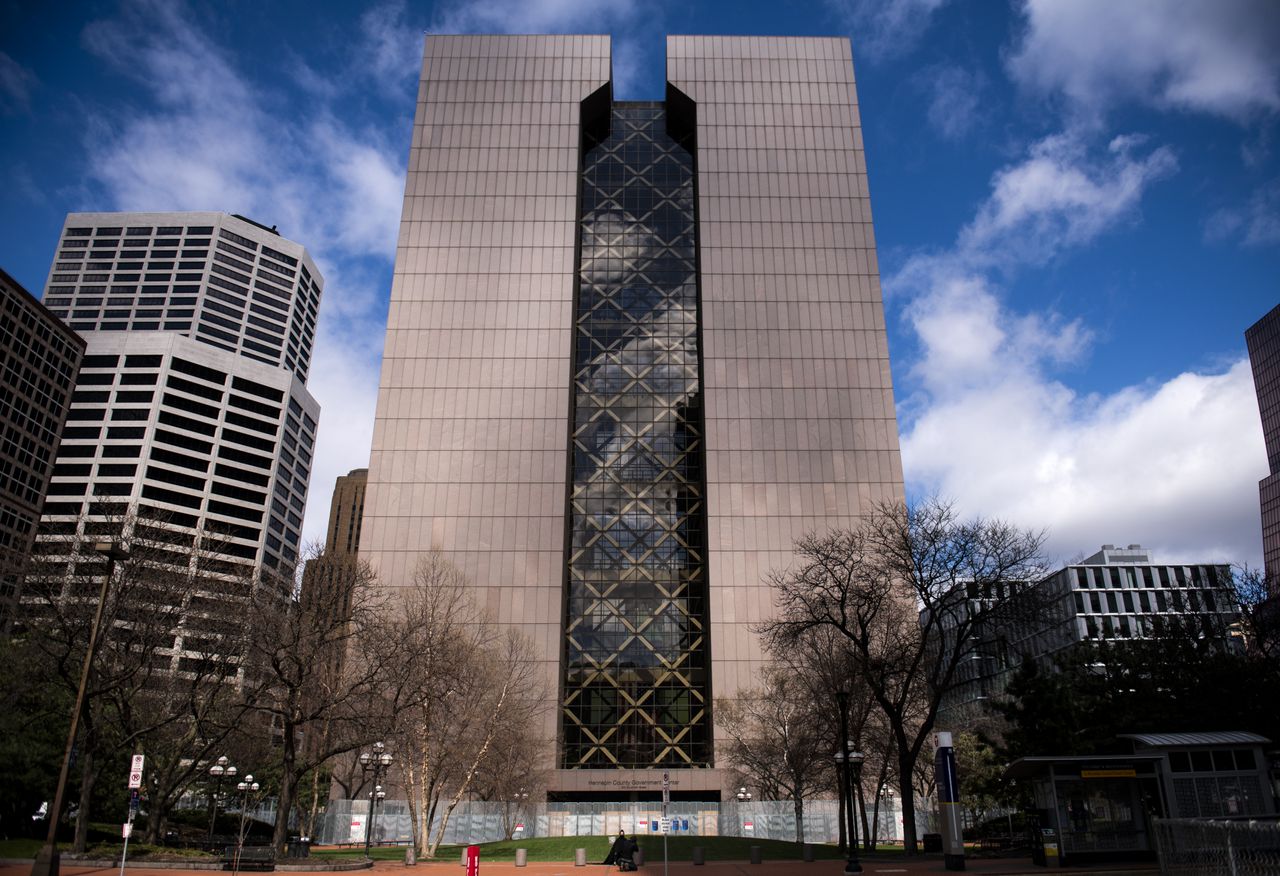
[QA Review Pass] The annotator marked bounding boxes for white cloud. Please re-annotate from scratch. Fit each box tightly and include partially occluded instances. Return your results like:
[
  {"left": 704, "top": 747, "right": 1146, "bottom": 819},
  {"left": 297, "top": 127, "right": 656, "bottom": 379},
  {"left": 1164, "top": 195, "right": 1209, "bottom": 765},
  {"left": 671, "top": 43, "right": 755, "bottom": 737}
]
[
  {"left": 1205, "top": 178, "right": 1280, "bottom": 248},
  {"left": 432, "top": 0, "right": 640, "bottom": 34},
  {"left": 924, "top": 65, "right": 982, "bottom": 140},
  {"left": 903, "top": 356, "right": 1265, "bottom": 567},
  {"left": 431, "top": 0, "right": 652, "bottom": 95},
  {"left": 891, "top": 128, "right": 1265, "bottom": 566},
  {"left": 78, "top": 0, "right": 401, "bottom": 548},
  {"left": 895, "top": 132, "right": 1178, "bottom": 295},
  {"left": 358, "top": 1, "right": 424, "bottom": 96},
  {"left": 0, "top": 51, "right": 37, "bottom": 113},
  {"left": 958, "top": 133, "right": 1178, "bottom": 265},
  {"left": 1007, "top": 0, "right": 1280, "bottom": 121},
  {"left": 825, "top": 0, "right": 950, "bottom": 64}
]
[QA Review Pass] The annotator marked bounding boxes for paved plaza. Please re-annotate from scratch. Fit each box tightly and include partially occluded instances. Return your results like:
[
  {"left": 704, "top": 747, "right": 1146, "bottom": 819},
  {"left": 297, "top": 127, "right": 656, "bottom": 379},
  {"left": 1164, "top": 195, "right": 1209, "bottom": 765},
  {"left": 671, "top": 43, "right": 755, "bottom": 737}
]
[{"left": 0, "top": 856, "right": 1159, "bottom": 876}]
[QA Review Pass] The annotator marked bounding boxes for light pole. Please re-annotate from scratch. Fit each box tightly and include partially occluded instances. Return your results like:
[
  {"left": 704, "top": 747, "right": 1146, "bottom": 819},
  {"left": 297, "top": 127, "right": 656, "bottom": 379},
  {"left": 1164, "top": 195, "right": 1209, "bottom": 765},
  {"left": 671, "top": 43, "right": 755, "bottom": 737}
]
[
  {"left": 845, "top": 750, "right": 865, "bottom": 874},
  {"left": 736, "top": 787, "right": 752, "bottom": 837},
  {"left": 358, "top": 742, "right": 393, "bottom": 859},
  {"left": 511, "top": 788, "right": 528, "bottom": 838},
  {"left": 232, "top": 775, "right": 261, "bottom": 875},
  {"left": 32, "top": 540, "right": 129, "bottom": 876},
  {"left": 207, "top": 757, "right": 237, "bottom": 846},
  {"left": 834, "top": 751, "right": 849, "bottom": 856}
]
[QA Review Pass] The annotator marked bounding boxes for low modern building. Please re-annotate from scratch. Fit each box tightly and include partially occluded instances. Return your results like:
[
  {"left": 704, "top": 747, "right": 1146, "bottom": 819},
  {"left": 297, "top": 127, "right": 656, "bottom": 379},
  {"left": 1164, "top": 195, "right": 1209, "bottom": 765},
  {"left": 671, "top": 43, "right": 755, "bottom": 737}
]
[
  {"left": 1006, "top": 731, "right": 1274, "bottom": 865},
  {"left": 939, "top": 545, "right": 1242, "bottom": 728},
  {"left": 0, "top": 268, "right": 85, "bottom": 632}
]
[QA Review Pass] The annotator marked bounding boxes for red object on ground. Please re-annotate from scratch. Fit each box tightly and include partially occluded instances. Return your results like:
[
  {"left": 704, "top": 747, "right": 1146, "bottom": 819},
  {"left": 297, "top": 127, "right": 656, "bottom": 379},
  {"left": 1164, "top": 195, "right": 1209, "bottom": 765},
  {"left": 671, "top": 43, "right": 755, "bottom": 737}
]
[{"left": 466, "top": 844, "right": 480, "bottom": 875}]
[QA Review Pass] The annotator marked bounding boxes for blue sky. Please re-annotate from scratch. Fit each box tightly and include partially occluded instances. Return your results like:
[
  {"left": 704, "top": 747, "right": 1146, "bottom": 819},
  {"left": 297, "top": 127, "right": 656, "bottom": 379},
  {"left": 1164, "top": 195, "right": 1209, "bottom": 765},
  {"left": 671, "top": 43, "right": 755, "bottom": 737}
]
[{"left": 2, "top": 0, "right": 1278, "bottom": 568}]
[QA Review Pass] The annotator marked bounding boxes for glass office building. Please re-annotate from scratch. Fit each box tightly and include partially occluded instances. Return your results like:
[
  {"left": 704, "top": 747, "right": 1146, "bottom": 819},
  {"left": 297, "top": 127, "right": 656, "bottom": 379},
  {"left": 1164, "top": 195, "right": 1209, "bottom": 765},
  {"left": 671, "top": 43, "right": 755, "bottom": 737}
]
[{"left": 363, "top": 35, "right": 903, "bottom": 799}]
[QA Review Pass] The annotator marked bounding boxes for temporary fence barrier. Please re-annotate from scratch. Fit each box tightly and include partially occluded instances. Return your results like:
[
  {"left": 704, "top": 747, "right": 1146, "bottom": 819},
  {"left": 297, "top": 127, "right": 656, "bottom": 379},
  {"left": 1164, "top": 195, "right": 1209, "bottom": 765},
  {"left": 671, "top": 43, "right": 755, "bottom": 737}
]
[{"left": 1152, "top": 817, "right": 1280, "bottom": 876}]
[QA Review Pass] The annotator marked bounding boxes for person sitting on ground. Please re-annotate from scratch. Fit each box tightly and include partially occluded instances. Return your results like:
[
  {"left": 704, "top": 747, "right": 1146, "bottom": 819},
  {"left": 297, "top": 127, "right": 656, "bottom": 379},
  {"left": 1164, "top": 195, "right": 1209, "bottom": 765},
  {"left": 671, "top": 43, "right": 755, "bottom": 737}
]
[{"left": 602, "top": 831, "right": 629, "bottom": 865}]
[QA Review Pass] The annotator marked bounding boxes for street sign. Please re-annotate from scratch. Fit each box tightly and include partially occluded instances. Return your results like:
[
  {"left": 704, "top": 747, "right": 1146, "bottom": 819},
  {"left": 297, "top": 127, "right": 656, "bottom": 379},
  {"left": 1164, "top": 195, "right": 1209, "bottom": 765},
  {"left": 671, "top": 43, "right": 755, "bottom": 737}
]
[
  {"left": 129, "top": 790, "right": 140, "bottom": 812},
  {"left": 122, "top": 823, "right": 132, "bottom": 838},
  {"left": 662, "top": 770, "right": 670, "bottom": 804},
  {"left": 659, "top": 817, "right": 671, "bottom": 834},
  {"left": 127, "top": 754, "right": 145, "bottom": 789}
]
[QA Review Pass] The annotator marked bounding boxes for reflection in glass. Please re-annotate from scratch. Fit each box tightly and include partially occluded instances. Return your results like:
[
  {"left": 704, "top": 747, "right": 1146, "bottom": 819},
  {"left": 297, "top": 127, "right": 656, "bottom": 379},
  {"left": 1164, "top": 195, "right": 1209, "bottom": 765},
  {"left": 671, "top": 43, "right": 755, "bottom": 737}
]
[{"left": 561, "top": 102, "right": 711, "bottom": 769}]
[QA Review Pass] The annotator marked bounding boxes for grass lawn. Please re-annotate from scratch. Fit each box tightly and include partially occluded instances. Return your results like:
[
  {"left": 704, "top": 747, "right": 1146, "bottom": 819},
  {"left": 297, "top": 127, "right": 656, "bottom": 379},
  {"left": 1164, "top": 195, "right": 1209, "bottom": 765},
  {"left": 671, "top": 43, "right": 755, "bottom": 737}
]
[
  {"left": 0, "top": 839, "right": 44, "bottom": 859},
  {"left": 0, "top": 839, "right": 218, "bottom": 861},
  {"left": 315, "top": 836, "right": 855, "bottom": 863}
]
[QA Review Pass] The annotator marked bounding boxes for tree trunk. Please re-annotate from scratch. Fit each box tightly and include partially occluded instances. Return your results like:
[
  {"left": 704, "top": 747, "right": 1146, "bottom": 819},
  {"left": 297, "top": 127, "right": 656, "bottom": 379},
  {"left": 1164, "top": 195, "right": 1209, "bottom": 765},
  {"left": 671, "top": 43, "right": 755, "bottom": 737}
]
[
  {"left": 869, "top": 791, "right": 881, "bottom": 849},
  {"left": 72, "top": 750, "right": 96, "bottom": 854},
  {"left": 898, "top": 748, "right": 918, "bottom": 854},
  {"left": 836, "top": 767, "right": 846, "bottom": 851},
  {"left": 272, "top": 729, "right": 298, "bottom": 854},
  {"left": 793, "top": 796, "right": 804, "bottom": 844},
  {"left": 857, "top": 783, "right": 869, "bottom": 851}
]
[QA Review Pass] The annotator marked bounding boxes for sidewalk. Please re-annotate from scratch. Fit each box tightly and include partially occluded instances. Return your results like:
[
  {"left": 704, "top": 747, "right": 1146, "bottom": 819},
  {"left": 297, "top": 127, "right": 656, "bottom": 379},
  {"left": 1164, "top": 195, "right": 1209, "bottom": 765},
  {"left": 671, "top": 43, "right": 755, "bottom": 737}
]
[{"left": 0, "top": 856, "right": 1159, "bottom": 876}]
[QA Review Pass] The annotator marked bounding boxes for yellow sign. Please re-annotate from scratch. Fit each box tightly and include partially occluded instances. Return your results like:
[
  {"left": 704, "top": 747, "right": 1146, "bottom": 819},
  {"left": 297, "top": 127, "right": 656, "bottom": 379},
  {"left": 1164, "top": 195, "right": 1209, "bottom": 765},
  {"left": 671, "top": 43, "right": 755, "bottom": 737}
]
[{"left": 1081, "top": 768, "right": 1137, "bottom": 778}]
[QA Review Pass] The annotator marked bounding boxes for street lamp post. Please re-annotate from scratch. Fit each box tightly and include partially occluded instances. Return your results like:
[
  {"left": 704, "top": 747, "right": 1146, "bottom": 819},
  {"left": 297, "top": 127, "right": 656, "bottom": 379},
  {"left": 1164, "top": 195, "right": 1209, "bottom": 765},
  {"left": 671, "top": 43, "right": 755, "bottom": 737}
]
[
  {"left": 834, "top": 747, "right": 865, "bottom": 876},
  {"left": 232, "top": 775, "right": 261, "bottom": 875},
  {"left": 834, "top": 751, "right": 849, "bottom": 857},
  {"left": 32, "top": 541, "right": 130, "bottom": 876},
  {"left": 845, "top": 750, "right": 865, "bottom": 874},
  {"left": 358, "top": 742, "right": 393, "bottom": 859},
  {"left": 511, "top": 789, "right": 528, "bottom": 838},
  {"left": 735, "top": 787, "right": 752, "bottom": 837},
  {"left": 207, "top": 757, "right": 237, "bottom": 846}
]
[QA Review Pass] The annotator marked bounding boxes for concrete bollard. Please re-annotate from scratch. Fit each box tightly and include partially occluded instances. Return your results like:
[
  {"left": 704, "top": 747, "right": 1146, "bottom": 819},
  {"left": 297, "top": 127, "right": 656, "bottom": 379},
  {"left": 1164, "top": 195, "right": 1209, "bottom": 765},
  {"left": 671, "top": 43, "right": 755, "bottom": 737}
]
[
  {"left": 515, "top": 848, "right": 527, "bottom": 867},
  {"left": 634, "top": 848, "right": 645, "bottom": 867},
  {"left": 692, "top": 846, "right": 705, "bottom": 866},
  {"left": 404, "top": 846, "right": 416, "bottom": 866},
  {"left": 574, "top": 848, "right": 587, "bottom": 867},
  {"left": 749, "top": 845, "right": 762, "bottom": 865},
  {"left": 803, "top": 843, "right": 815, "bottom": 862}
]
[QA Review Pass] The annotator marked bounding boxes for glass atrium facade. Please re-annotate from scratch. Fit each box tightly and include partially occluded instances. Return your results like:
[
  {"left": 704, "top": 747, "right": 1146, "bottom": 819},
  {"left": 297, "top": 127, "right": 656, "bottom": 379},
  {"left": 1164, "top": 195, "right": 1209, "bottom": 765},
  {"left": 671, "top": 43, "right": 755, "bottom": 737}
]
[{"left": 562, "top": 102, "right": 711, "bottom": 768}]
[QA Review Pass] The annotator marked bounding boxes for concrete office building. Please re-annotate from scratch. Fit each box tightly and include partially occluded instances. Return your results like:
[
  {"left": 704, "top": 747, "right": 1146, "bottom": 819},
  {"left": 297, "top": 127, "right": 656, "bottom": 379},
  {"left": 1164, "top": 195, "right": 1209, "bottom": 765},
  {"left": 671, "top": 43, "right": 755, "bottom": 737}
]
[
  {"left": 0, "top": 268, "right": 85, "bottom": 631},
  {"left": 1247, "top": 304, "right": 1280, "bottom": 594},
  {"left": 35, "top": 213, "right": 321, "bottom": 622},
  {"left": 300, "top": 467, "right": 367, "bottom": 618},
  {"left": 361, "top": 35, "right": 903, "bottom": 799},
  {"left": 938, "top": 545, "right": 1242, "bottom": 728}
]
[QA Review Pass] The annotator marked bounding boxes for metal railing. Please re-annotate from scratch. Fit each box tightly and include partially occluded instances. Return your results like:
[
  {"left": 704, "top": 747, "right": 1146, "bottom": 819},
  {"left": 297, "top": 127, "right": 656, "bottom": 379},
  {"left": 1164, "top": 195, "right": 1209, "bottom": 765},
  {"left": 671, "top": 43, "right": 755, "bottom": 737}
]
[{"left": 1153, "top": 817, "right": 1280, "bottom": 876}]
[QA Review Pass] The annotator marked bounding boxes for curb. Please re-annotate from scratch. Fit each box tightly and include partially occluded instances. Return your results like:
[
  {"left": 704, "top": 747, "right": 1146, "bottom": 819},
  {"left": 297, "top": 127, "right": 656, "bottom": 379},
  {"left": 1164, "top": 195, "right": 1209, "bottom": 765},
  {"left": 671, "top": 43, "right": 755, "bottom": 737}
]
[{"left": 44, "top": 860, "right": 372, "bottom": 872}]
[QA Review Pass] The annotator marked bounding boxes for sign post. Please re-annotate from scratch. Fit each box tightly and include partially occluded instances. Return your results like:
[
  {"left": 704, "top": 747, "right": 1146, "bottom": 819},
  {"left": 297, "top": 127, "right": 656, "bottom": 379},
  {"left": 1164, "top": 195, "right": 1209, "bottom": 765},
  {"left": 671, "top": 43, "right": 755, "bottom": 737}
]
[
  {"left": 933, "top": 732, "right": 965, "bottom": 871},
  {"left": 662, "top": 771, "right": 670, "bottom": 876},
  {"left": 121, "top": 755, "right": 144, "bottom": 876}
]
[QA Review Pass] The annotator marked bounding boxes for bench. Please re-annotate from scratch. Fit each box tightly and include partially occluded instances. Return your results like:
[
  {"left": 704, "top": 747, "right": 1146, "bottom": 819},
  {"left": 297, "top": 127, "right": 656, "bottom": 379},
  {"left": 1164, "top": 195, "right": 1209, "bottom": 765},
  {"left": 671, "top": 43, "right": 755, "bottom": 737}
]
[{"left": 224, "top": 845, "right": 276, "bottom": 871}]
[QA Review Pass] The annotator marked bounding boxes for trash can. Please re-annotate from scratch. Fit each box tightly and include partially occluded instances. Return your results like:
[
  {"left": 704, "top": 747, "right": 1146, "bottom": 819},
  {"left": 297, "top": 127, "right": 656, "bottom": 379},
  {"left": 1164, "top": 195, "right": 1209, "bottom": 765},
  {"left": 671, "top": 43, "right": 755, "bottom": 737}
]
[{"left": 923, "top": 833, "right": 943, "bottom": 853}]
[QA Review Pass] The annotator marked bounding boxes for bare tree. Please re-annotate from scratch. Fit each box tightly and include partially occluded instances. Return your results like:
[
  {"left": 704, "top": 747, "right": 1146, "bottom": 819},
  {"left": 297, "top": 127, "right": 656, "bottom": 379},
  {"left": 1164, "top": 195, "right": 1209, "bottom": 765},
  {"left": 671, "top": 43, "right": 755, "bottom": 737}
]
[
  {"left": 385, "top": 554, "right": 546, "bottom": 858},
  {"left": 239, "top": 552, "right": 418, "bottom": 854},
  {"left": 21, "top": 510, "right": 245, "bottom": 852},
  {"left": 716, "top": 665, "right": 829, "bottom": 842},
  {"left": 1230, "top": 564, "right": 1280, "bottom": 659},
  {"left": 472, "top": 727, "right": 550, "bottom": 840},
  {"left": 759, "top": 498, "right": 1045, "bottom": 854}
]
